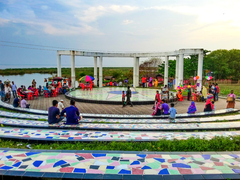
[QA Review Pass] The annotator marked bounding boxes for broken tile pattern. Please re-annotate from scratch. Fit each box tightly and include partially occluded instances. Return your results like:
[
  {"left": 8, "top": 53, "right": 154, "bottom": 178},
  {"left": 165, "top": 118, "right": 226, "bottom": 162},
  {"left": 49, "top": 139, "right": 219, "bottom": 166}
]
[
  {"left": 0, "top": 127, "right": 239, "bottom": 141},
  {"left": 0, "top": 150, "right": 239, "bottom": 175}
]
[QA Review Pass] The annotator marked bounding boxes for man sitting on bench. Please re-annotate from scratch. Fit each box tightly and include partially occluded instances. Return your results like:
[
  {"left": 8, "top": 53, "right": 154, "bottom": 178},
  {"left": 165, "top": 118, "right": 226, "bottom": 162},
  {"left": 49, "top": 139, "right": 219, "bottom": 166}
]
[{"left": 48, "top": 100, "right": 64, "bottom": 124}]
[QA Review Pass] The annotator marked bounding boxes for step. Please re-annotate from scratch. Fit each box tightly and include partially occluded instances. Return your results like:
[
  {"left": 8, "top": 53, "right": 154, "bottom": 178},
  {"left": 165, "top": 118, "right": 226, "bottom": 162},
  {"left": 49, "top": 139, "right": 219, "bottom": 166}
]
[
  {"left": 0, "top": 149, "right": 239, "bottom": 179},
  {"left": 1, "top": 127, "right": 239, "bottom": 142}
]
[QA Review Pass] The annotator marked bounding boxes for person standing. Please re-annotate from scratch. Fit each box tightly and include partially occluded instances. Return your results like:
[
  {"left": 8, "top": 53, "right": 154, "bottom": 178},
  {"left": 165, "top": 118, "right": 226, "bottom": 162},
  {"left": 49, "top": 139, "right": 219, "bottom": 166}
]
[
  {"left": 187, "top": 83, "right": 192, "bottom": 101},
  {"left": 11, "top": 81, "right": 17, "bottom": 98},
  {"left": 122, "top": 91, "right": 125, "bottom": 107},
  {"left": 0, "top": 80, "right": 4, "bottom": 101},
  {"left": 48, "top": 100, "right": 64, "bottom": 124},
  {"left": 155, "top": 90, "right": 161, "bottom": 103},
  {"left": 142, "top": 77, "right": 146, "bottom": 88},
  {"left": 60, "top": 99, "right": 81, "bottom": 124},
  {"left": 216, "top": 83, "right": 219, "bottom": 101},
  {"left": 213, "top": 85, "right": 217, "bottom": 101},
  {"left": 5, "top": 84, "right": 11, "bottom": 102},
  {"left": 125, "top": 86, "right": 133, "bottom": 107},
  {"left": 57, "top": 99, "right": 65, "bottom": 113},
  {"left": 208, "top": 82, "right": 212, "bottom": 93},
  {"left": 227, "top": 90, "right": 236, "bottom": 109},
  {"left": 169, "top": 103, "right": 177, "bottom": 123}
]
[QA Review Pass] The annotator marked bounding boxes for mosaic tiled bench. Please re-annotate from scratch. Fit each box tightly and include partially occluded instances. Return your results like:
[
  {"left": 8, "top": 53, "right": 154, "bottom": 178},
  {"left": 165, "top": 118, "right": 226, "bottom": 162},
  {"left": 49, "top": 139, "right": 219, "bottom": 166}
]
[
  {"left": 0, "top": 127, "right": 240, "bottom": 142},
  {"left": 1, "top": 118, "right": 240, "bottom": 131},
  {"left": 1, "top": 111, "right": 240, "bottom": 124},
  {"left": 0, "top": 101, "right": 238, "bottom": 119},
  {"left": 0, "top": 148, "right": 240, "bottom": 180}
]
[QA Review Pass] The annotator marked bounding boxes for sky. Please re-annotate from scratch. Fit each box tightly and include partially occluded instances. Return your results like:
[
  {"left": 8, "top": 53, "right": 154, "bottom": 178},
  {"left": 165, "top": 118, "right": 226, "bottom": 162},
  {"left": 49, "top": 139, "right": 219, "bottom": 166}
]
[{"left": 0, "top": 0, "right": 240, "bottom": 69}]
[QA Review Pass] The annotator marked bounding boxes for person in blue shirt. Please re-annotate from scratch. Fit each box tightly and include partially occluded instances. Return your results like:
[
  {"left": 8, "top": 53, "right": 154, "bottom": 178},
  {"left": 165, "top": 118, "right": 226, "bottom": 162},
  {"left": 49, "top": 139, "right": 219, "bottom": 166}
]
[
  {"left": 48, "top": 100, "right": 64, "bottom": 124},
  {"left": 60, "top": 99, "right": 81, "bottom": 125},
  {"left": 169, "top": 103, "right": 177, "bottom": 123}
]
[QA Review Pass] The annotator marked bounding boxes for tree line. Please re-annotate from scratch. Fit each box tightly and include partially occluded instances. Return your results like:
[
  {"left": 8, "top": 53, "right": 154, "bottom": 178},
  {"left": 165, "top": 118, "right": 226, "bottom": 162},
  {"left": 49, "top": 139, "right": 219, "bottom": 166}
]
[{"left": 156, "top": 49, "right": 240, "bottom": 80}]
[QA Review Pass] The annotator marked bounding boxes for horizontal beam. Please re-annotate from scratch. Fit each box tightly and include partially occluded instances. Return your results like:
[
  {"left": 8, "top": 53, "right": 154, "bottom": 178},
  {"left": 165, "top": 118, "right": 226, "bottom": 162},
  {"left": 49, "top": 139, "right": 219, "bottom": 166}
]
[{"left": 57, "top": 48, "right": 204, "bottom": 57}]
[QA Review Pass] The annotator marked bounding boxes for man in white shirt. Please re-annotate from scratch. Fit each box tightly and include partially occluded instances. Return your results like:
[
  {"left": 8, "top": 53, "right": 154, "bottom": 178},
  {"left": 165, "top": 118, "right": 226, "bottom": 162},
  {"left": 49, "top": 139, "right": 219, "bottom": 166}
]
[
  {"left": 57, "top": 99, "right": 64, "bottom": 112},
  {"left": 21, "top": 97, "right": 30, "bottom": 108},
  {"left": 11, "top": 81, "right": 17, "bottom": 98}
]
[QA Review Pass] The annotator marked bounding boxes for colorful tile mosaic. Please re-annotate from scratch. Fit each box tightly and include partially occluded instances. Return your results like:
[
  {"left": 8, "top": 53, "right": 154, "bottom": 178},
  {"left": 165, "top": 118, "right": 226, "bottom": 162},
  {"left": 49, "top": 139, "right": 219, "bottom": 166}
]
[
  {"left": 0, "top": 150, "right": 240, "bottom": 175},
  {"left": 0, "top": 101, "right": 238, "bottom": 119},
  {"left": 0, "top": 127, "right": 239, "bottom": 141},
  {"left": 0, "top": 110, "right": 240, "bottom": 124},
  {"left": 0, "top": 118, "right": 240, "bottom": 131}
]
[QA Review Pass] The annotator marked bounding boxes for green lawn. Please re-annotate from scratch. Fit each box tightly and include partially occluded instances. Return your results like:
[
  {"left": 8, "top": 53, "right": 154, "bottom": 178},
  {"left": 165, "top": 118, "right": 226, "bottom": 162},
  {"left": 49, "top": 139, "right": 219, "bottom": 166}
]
[{"left": 218, "top": 84, "right": 240, "bottom": 97}]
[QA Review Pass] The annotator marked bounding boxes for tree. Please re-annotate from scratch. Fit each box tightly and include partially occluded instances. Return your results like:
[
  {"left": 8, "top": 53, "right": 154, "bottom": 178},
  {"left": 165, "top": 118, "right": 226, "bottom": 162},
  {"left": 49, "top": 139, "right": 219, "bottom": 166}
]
[
  {"left": 140, "top": 57, "right": 163, "bottom": 77},
  {"left": 158, "top": 60, "right": 176, "bottom": 77}
]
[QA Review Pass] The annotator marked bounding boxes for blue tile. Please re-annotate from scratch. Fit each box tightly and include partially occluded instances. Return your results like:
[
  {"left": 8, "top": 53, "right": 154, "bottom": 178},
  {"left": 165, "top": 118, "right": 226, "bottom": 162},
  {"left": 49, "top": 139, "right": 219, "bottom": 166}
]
[
  {"left": 172, "top": 163, "right": 191, "bottom": 168},
  {"left": 53, "top": 160, "right": 67, "bottom": 167},
  {"left": 73, "top": 168, "right": 86, "bottom": 173},
  {"left": 0, "top": 166, "right": 13, "bottom": 170},
  {"left": 43, "top": 172, "right": 64, "bottom": 178},
  {"left": 12, "top": 162, "right": 21, "bottom": 167},
  {"left": 158, "top": 168, "right": 169, "bottom": 175},
  {"left": 92, "top": 153, "right": 106, "bottom": 157},
  {"left": 106, "top": 166, "right": 115, "bottom": 169},
  {"left": 5, "top": 170, "right": 25, "bottom": 176},
  {"left": 141, "top": 166, "right": 151, "bottom": 170},
  {"left": 230, "top": 154, "right": 239, "bottom": 158},
  {"left": 232, "top": 169, "right": 240, "bottom": 173},
  {"left": 130, "top": 161, "right": 140, "bottom": 165},
  {"left": 6, "top": 155, "right": 12, "bottom": 159},
  {"left": 68, "top": 137, "right": 74, "bottom": 139},
  {"left": 118, "top": 169, "right": 131, "bottom": 175},
  {"left": 33, "top": 160, "right": 43, "bottom": 167},
  {"left": 202, "top": 154, "right": 211, "bottom": 160},
  {"left": 137, "top": 154, "right": 146, "bottom": 158},
  {"left": 46, "top": 137, "right": 53, "bottom": 139},
  {"left": 25, "top": 152, "right": 41, "bottom": 156},
  {"left": 23, "top": 171, "right": 44, "bottom": 177},
  {"left": 63, "top": 173, "right": 84, "bottom": 179},
  {"left": 154, "top": 158, "right": 165, "bottom": 163},
  {"left": 180, "top": 157, "right": 186, "bottom": 160}
]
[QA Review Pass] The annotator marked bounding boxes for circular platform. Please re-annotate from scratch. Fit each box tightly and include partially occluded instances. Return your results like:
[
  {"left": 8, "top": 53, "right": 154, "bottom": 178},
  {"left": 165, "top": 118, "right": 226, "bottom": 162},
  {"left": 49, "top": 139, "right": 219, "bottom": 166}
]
[{"left": 66, "top": 87, "right": 167, "bottom": 105}]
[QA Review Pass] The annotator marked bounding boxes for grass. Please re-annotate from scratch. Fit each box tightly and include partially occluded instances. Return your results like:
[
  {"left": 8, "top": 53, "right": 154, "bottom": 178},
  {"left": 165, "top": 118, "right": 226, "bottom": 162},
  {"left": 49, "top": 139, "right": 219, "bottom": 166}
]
[
  {"left": 1, "top": 136, "right": 240, "bottom": 151},
  {"left": 218, "top": 84, "right": 240, "bottom": 97}
]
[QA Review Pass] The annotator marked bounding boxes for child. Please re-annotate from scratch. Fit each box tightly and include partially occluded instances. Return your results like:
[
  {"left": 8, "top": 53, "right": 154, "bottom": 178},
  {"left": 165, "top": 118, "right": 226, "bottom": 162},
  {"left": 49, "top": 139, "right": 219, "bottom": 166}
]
[
  {"left": 169, "top": 103, "right": 177, "bottom": 123},
  {"left": 212, "top": 101, "right": 215, "bottom": 111},
  {"left": 122, "top": 91, "right": 125, "bottom": 107}
]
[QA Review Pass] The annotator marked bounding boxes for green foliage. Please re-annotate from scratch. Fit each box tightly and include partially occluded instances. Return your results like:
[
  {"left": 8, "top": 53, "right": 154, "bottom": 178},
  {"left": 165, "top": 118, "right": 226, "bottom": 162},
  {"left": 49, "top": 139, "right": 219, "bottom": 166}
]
[
  {"left": 158, "top": 60, "right": 176, "bottom": 77},
  {"left": 1, "top": 136, "right": 240, "bottom": 151}
]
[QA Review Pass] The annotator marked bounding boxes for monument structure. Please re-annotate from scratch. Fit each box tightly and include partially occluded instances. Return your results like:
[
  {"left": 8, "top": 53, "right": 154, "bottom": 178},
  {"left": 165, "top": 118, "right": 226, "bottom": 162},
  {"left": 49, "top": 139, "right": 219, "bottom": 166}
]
[{"left": 57, "top": 48, "right": 204, "bottom": 91}]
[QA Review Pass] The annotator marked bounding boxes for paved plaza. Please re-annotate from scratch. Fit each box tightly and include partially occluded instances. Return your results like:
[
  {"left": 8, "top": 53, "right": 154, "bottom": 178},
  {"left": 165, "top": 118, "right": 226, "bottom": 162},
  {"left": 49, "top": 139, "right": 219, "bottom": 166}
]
[{"left": 7, "top": 93, "right": 240, "bottom": 115}]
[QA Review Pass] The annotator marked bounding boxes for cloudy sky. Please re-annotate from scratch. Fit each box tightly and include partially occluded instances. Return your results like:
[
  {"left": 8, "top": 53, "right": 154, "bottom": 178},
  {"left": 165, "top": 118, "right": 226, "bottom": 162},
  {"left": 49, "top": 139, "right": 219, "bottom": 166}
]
[{"left": 0, "top": 0, "right": 239, "bottom": 68}]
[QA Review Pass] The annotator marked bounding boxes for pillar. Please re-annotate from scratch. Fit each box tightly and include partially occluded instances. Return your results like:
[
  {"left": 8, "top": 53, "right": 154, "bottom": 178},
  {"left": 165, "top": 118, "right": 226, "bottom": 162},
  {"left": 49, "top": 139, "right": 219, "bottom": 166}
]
[
  {"left": 94, "top": 56, "right": 97, "bottom": 86},
  {"left": 136, "top": 57, "right": 139, "bottom": 87},
  {"left": 133, "top": 57, "right": 136, "bottom": 88},
  {"left": 175, "top": 56, "right": 179, "bottom": 88},
  {"left": 71, "top": 51, "right": 76, "bottom": 88},
  {"left": 99, "top": 56, "right": 103, "bottom": 88},
  {"left": 164, "top": 56, "right": 169, "bottom": 86},
  {"left": 57, "top": 54, "right": 61, "bottom": 77},
  {"left": 178, "top": 53, "right": 184, "bottom": 85},
  {"left": 197, "top": 52, "right": 204, "bottom": 92}
]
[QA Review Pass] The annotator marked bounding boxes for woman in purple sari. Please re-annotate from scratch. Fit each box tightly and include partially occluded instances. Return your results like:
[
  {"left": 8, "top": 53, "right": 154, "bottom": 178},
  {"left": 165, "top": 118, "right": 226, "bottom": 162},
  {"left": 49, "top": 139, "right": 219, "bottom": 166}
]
[{"left": 187, "top": 101, "right": 197, "bottom": 114}]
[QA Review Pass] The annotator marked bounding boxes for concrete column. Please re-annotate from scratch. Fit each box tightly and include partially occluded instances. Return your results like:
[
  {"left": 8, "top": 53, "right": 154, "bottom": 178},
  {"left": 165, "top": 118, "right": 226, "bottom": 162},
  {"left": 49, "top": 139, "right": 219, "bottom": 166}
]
[
  {"left": 178, "top": 53, "right": 184, "bottom": 85},
  {"left": 99, "top": 56, "right": 103, "bottom": 88},
  {"left": 71, "top": 51, "right": 76, "bottom": 89},
  {"left": 94, "top": 56, "right": 97, "bottom": 86},
  {"left": 164, "top": 56, "right": 169, "bottom": 86},
  {"left": 57, "top": 54, "right": 61, "bottom": 77},
  {"left": 136, "top": 57, "right": 139, "bottom": 87},
  {"left": 197, "top": 52, "right": 204, "bottom": 92},
  {"left": 175, "top": 56, "right": 179, "bottom": 88},
  {"left": 133, "top": 57, "right": 136, "bottom": 88}
]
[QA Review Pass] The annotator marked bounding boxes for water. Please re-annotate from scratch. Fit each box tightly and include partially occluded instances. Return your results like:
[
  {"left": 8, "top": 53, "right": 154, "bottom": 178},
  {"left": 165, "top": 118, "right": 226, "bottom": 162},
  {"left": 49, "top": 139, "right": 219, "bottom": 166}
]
[
  {"left": 0, "top": 73, "right": 79, "bottom": 88},
  {"left": 0, "top": 73, "right": 52, "bottom": 88}
]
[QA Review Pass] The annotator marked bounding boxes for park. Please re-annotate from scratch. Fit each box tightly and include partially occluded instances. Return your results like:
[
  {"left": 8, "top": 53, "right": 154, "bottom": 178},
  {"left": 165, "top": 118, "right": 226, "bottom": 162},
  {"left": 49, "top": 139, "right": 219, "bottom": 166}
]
[{"left": 1, "top": 0, "right": 240, "bottom": 179}]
